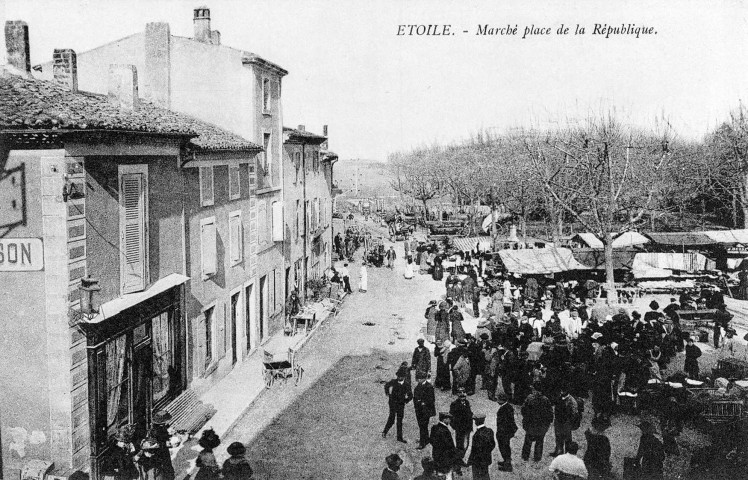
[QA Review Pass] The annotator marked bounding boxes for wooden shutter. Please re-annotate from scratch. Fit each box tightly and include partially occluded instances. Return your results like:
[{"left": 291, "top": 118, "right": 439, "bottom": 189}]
[
  {"left": 121, "top": 173, "right": 146, "bottom": 293},
  {"left": 229, "top": 165, "right": 240, "bottom": 200},
  {"left": 217, "top": 304, "right": 226, "bottom": 359},
  {"left": 230, "top": 213, "right": 242, "bottom": 263},
  {"left": 200, "top": 167, "right": 214, "bottom": 206},
  {"left": 195, "top": 315, "right": 206, "bottom": 377},
  {"left": 272, "top": 202, "right": 283, "bottom": 242},
  {"left": 201, "top": 219, "right": 217, "bottom": 277},
  {"left": 257, "top": 200, "right": 267, "bottom": 245}
]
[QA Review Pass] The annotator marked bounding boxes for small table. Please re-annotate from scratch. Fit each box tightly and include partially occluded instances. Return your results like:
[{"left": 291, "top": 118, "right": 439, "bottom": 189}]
[{"left": 292, "top": 310, "right": 316, "bottom": 335}]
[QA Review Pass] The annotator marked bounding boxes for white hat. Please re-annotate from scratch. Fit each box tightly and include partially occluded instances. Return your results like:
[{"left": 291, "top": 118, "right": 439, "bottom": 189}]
[
  {"left": 591, "top": 332, "right": 604, "bottom": 340},
  {"left": 605, "top": 315, "right": 613, "bottom": 322},
  {"left": 610, "top": 342, "right": 619, "bottom": 349}
]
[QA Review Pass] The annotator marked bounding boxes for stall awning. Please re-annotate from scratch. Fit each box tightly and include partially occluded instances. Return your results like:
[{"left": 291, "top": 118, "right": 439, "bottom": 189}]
[
  {"left": 631, "top": 252, "right": 714, "bottom": 278},
  {"left": 85, "top": 273, "right": 190, "bottom": 324},
  {"left": 452, "top": 237, "right": 492, "bottom": 252},
  {"left": 573, "top": 249, "right": 638, "bottom": 270},
  {"left": 572, "top": 232, "right": 650, "bottom": 249},
  {"left": 498, "top": 247, "right": 590, "bottom": 275}
]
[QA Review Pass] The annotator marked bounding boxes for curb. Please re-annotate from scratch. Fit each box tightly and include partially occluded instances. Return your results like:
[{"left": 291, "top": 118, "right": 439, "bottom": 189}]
[{"left": 220, "top": 297, "right": 345, "bottom": 439}]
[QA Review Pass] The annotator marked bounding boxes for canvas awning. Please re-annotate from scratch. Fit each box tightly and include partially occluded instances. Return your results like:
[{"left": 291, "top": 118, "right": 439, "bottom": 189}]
[
  {"left": 572, "top": 249, "right": 638, "bottom": 270},
  {"left": 571, "top": 232, "right": 649, "bottom": 249},
  {"left": 631, "top": 252, "right": 714, "bottom": 277},
  {"left": 452, "top": 237, "right": 493, "bottom": 252},
  {"left": 85, "top": 273, "right": 190, "bottom": 324},
  {"left": 498, "top": 247, "right": 590, "bottom": 275}
]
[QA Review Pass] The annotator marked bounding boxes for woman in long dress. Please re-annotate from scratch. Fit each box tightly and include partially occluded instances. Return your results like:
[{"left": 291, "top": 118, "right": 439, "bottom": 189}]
[
  {"left": 435, "top": 302, "right": 451, "bottom": 345},
  {"left": 359, "top": 263, "right": 368, "bottom": 292},
  {"left": 425, "top": 300, "right": 438, "bottom": 343},
  {"left": 432, "top": 254, "right": 444, "bottom": 281},
  {"left": 404, "top": 258, "right": 414, "bottom": 279},
  {"left": 552, "top": 281, "right": 566, "bottom": 311}
]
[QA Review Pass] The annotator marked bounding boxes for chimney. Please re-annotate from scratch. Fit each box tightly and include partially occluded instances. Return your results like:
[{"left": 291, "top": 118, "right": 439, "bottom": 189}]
[
  {"left": 298, "top": 125, "right": 305, "bottom": 131},
  {"left": 211, "top": 30, "right": 221, "bottom": 45},
  {"left": 53, "top": 49, "right": 78, "bottom": 92},
  {"left": 193, "top": 7, "right": 211, "bottom": 43},
  {"left": 5, "top": 20, "right": 30, "bottom": 75},
  {"left": 108, "top": 65, "right": 140, "bottom": 111},
  {"left": 145, "top": 22, "right": 171, "bottom": 108},
  {"left": 323, "top": 125, "right": 328, "bottom": 137}
]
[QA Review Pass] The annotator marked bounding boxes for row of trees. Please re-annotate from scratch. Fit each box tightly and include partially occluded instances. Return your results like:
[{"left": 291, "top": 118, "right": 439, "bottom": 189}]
[{"left": 388, "top": 105, "right": 748, "bottom": 292}]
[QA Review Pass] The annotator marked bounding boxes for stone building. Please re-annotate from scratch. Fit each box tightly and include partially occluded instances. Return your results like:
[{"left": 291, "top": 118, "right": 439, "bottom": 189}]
[
  {"left": 1, "top": 20, "right": 262, "bottom": 479},
  {"left": 34, "top": 6, "right": 289, "bottom": 376}
]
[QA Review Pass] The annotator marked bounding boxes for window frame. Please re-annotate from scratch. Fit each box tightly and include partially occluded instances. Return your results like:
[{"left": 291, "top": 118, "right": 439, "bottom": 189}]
[
  {"left": 204, "top": 306, "right": 215, "bottom": 369},
  {"left": 262, "top": 132, "right": 271, "bottom": 177},
  {"left": 229, "top": 210, "right": 244, "bottom": 266},
  {"left": 262, "top": 77, "right": 271, "bottom": 114},
  {"left": 200, "top": 216, "right": 217, "bottom": 279},
  {"left": 199, "top": 166, "right": 215, "bottom": 207},
  {"left": 228, "top": 164, "right": 241, "bottom": 200}
]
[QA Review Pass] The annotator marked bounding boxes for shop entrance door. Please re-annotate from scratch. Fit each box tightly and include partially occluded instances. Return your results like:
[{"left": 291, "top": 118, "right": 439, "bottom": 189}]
[{"left": 131, "top": 340, "right": 153, "bottom": 441}]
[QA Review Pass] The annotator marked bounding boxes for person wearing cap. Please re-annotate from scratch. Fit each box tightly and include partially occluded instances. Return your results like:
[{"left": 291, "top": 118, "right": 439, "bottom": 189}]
[
  {"left": 450, "top": 388, "right": 474, "bottom": 451},
  {"left": 147, "top": 410, "right": 176, "bottom": 480},
  {"left": 412, "top": 339, "right": 432, "bottom": 377},
  {"left": 713, "top": 303, "right": 734, "bottom": 349},
  {"left": 494, "top": 391, "right": 518, "bottom": 471},
  {"left": 383, "top": 371, "right": 413, "bottom": 443},
  {"left": 414, "top": 370, "right": 436, "bottom": 449},
  {"left": 468, "top": 413, "right": 496, "bottom": 480},
  {"left": 548, "top": 441, "right": 588, "bottom": 479},
  {"left": 222, "top": 442, "right": 253, "bottom": 480},
  {"left": 583, "top": 417, "right": 611, "bottom": 480},
  {"left": 635, "top": 421, "right": 665, "bottom": 479},
  {"left": 551, "top": 386, "right": 579, "bottom": 457},
  {"left": 382, "top": 453, "right": 404, "bottom": 480},
  {"left": 520, "top": 382, "right": 554, "bottom": 462},
  {"left": 134, "top": 437, "right": 167, "bottom": 480},
  {"left": 684, "top": 337, "right": 702, "bottom": 379},
  {"left": 414, "top": 457, "right": 436, "bottom": 480},
  {"left": 430, "top": 412, "right": 460, "bottom": 473},
  {"left": 194, "top": 428, "right": 221, "bottom": 480}
]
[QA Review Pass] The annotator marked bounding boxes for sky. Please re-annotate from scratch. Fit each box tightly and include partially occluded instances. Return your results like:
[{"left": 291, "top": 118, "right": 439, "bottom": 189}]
[{"left": 3, "top": 0, "right": 748, "bottom": 161}]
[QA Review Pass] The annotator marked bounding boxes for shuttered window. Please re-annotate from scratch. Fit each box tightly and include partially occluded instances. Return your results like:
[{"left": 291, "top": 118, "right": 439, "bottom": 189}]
[
  {"left": 201, "top": 217, "right": 217, "bottom": 278},
  {"left": 229, "top": 165, "right": 241, "bottom": 200},
  {"left": 120, "top": 171, "right": 146, "bottom": 294},
  {"left": 314, "top": 198, "right": 320, "bottom": 230},
  {"left": 200, "top": 167, "right": 214, "bottom": 207},
  {"left": 229, "top": 211, "right": 243, "bottom": 265},
  {"left": 257, "top": 200, "right": 267, "bottom": 246},
  {"left": 204, "top": 307, "right": 214, "bottom": 369},
  {"left": 272, "top": 201, "right": 283, "bottom": 242}
]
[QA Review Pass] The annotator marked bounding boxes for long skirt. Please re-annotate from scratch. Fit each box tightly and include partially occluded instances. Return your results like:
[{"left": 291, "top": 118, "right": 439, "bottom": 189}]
[
  {"left": 426, "top": 315, "right": 438, "bottom": 342},
  {"left": 435, "top": 320, "right": 450, "bottom": 344},
  {"left": 435, "top": 356, "right": 451, "bottom": 389}
]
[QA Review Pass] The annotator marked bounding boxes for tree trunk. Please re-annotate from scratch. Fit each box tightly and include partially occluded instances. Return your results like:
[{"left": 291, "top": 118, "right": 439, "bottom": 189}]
[
  {"left": 742, "top": 175, "right": 748, "bottom": 228},
  {"left": 603, "top": 231, "right": 616, "bottom": 303},
  {"left": 491, "top": 199, "right": 498, "bottom": 251},
  {"left": 520, "top": 214, "right": 528, "bottom": 239}
]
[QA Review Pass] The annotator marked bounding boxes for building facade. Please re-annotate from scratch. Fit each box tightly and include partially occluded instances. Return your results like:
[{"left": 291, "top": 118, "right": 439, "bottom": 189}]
[
  {"left": 282, "top": 126, "right": 337, "bottom": 299},
  {"left": 35, "top": 6, "right": 289, "bottom": 366},
  {"left": 1, "top": 21, "right": 263, "bottom": 479}
]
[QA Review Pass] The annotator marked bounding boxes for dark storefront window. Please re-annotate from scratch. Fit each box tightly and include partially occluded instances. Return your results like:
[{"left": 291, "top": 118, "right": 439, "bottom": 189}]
[
  {"left": 105, "top": 335, "right": 130, "bottom": 440},
  {"left": 152, "top": 311, "right": 173, "bottom": 404}
]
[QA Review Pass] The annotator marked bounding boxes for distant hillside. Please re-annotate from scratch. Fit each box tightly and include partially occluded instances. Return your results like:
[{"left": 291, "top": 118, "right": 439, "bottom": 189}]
[{"left": 334, "top": 158, "right": 397, "bottom": 199}]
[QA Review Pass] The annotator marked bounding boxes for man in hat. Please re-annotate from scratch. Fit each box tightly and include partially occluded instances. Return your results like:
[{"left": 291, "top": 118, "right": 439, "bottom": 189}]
[
  {"left": 521, "top": 382, "right": 554, "bottom": 462},
  {"left": 450, "top": 388, "right": 474, "bottom": 451},
  {"left": 548, "top": 441, "right": 588, "bottom": 480},
  {"left": 714, "top": 303, "right": 733, "bottom": 349},
  {"left": 134, "top": 437, "right": 167, "bottom": 480},
  {"left": 414, "top": 371, "right": 436, "bottom": 449},
  {"left": 451, "top": 347, "right": 471, "bottom": 394},
  {"left": 383, "top": 372, "right": 413, "bottom": 443},
  {"left": 635, "top": 420, "right": 665, "bottom": 479},
  {"left": 222, "top": 442, "right": 253, "bottom": 480},
  {"left": 340, "top": 262, "right": 353, "bottom": 294},
  {"left": 584, "top": 417, "right": 612, "bottom": 480},
  {"left": 148, "top": 410, "right": 176, "bottom": 480},
  {"left": 684, "top": 337, "right": 702, "bottom": 379},
  {"left": 468, "top": 413, "right": 496, "bottom": 480},
  {"left": 412, "top": 338, "right": 432, "bottom": 377},
  {"left": 430, "top": 412, "right": 460, "bottom": 473},
  {"left": 382, "top": 453, "right": 404, "bottom": 480},
  {"left": 495, "top": 392, "right": 518, "bottom": 472},
  {"left": 551, "top": 386, "right": 579, "bottom": 457},
  {"left": 386, "top": 246, "right": 397, "bottom": 269}
]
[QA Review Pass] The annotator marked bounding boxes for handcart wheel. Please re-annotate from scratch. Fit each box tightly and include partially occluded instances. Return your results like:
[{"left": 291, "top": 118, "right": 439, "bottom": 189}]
[
  {"left": 264, "top": 370, "right": 274, "bottom": 389},
  {"left": 295, "top": 364, "right": 304, "bottom": 386}
]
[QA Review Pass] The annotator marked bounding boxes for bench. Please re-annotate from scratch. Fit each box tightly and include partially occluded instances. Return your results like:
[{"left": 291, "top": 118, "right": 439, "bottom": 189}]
[{"left": 163, "top": 389, "right": 216, "bottom": 435}]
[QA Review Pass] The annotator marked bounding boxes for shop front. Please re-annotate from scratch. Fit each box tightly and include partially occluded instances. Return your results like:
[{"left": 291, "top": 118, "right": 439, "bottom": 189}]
[{"left": 82, "top": 276, "right": 188, "bottom": 479}]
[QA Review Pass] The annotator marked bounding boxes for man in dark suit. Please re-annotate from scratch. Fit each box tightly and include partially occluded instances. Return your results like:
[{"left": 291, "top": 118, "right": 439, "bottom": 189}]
[
  {"left": 430, "top": 412, "right": 461, "bottom": 474},
  {"left": 382, "top": 373, "right": 412, "bottom": 443},
  {"left": 495, "top": 392, "right": 518, "bottom": 472},
  {"left": 450, "top": 388, "right": 474, "bottom": 451},
  {"left": 468, "top": 414, "right": 496, "bottom": 480},
  {"left": 413, "top": 371, "right": 436, "bottom": 449}
]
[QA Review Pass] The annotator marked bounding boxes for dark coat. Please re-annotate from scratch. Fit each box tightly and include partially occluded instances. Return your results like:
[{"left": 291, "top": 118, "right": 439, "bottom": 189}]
[
  {"left": 430, "top": 422, "right": 458, "bottom": 470},
  {"left": 221, "top": 457, "right": 253, "bottom": 480},
  {"left": 554, "top": 395, "right": 578, "bottom": 436},
  {"left": 412, "top": 346, "right": 431, "bottom": 374},
  {"left": 384, "top": 379, "right": 412, "bottom": 408},
  {"left": 468, "top": 425, "right": 496, "bottom": 467},
  {"left": 495, "top": 402, "right": 518, "bottom": 438},
  {"left": 450, "top": 309, "right": 466, "bottom": 343},
  {"left": 521, "top": 391, "right": 554, "bottom": 436},
  {"left": 636, "top": 432, "right": 665, "bottom": 477},
  {"left": 450, "top": 397, "right": 474, "bottom": 433},
  {"left": 413, "top": 381, "right": 436, "bottom": 418},
  {"left": 584, "top": 430, "right": 611, "bottom": 474},
  {"left": 381, "top": 468, "right": 400, "bottom": 480}
]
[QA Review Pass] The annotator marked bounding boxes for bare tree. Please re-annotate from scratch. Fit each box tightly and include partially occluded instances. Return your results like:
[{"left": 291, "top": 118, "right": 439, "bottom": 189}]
[{"left": 524, "top": 113, "right": 674, "bottom": 295}]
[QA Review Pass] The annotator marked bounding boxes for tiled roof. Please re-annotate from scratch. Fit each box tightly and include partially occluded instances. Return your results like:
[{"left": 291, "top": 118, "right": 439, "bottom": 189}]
[
  {"left": 0, "top": 74, "right": 261, "bottom": 152},
  {"left": 283, "top": 126, "right": 327, "bottom": 143}
]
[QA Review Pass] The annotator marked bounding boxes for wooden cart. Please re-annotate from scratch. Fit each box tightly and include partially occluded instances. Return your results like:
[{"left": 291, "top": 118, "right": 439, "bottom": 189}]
[{"left": 262, "top": 347, "right": 304, "bottom": 389}]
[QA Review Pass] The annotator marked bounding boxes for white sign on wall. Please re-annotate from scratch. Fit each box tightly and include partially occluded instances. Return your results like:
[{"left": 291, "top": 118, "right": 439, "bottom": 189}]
[{"left": 0, "top": 238, "right": 44, "bottom": 271}]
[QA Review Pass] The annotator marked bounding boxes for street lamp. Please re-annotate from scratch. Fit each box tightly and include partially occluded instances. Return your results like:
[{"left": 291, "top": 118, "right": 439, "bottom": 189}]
[{"left": 69, "top": 275, "right": 101, "bottom": 326}]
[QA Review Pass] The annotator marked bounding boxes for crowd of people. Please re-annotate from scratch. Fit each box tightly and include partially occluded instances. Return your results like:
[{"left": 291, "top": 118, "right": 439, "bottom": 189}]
[
  {"left": 104, "top": 411, "right": 254, "bottom": 480},
  {"left": 380, "top": 243, "right": 745, "bottom": 480}
]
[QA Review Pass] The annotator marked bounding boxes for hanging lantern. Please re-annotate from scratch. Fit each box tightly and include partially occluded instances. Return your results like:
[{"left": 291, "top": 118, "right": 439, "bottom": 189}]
[{"left": 79, "top": 275, "right": 101, "bottom": 317}]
